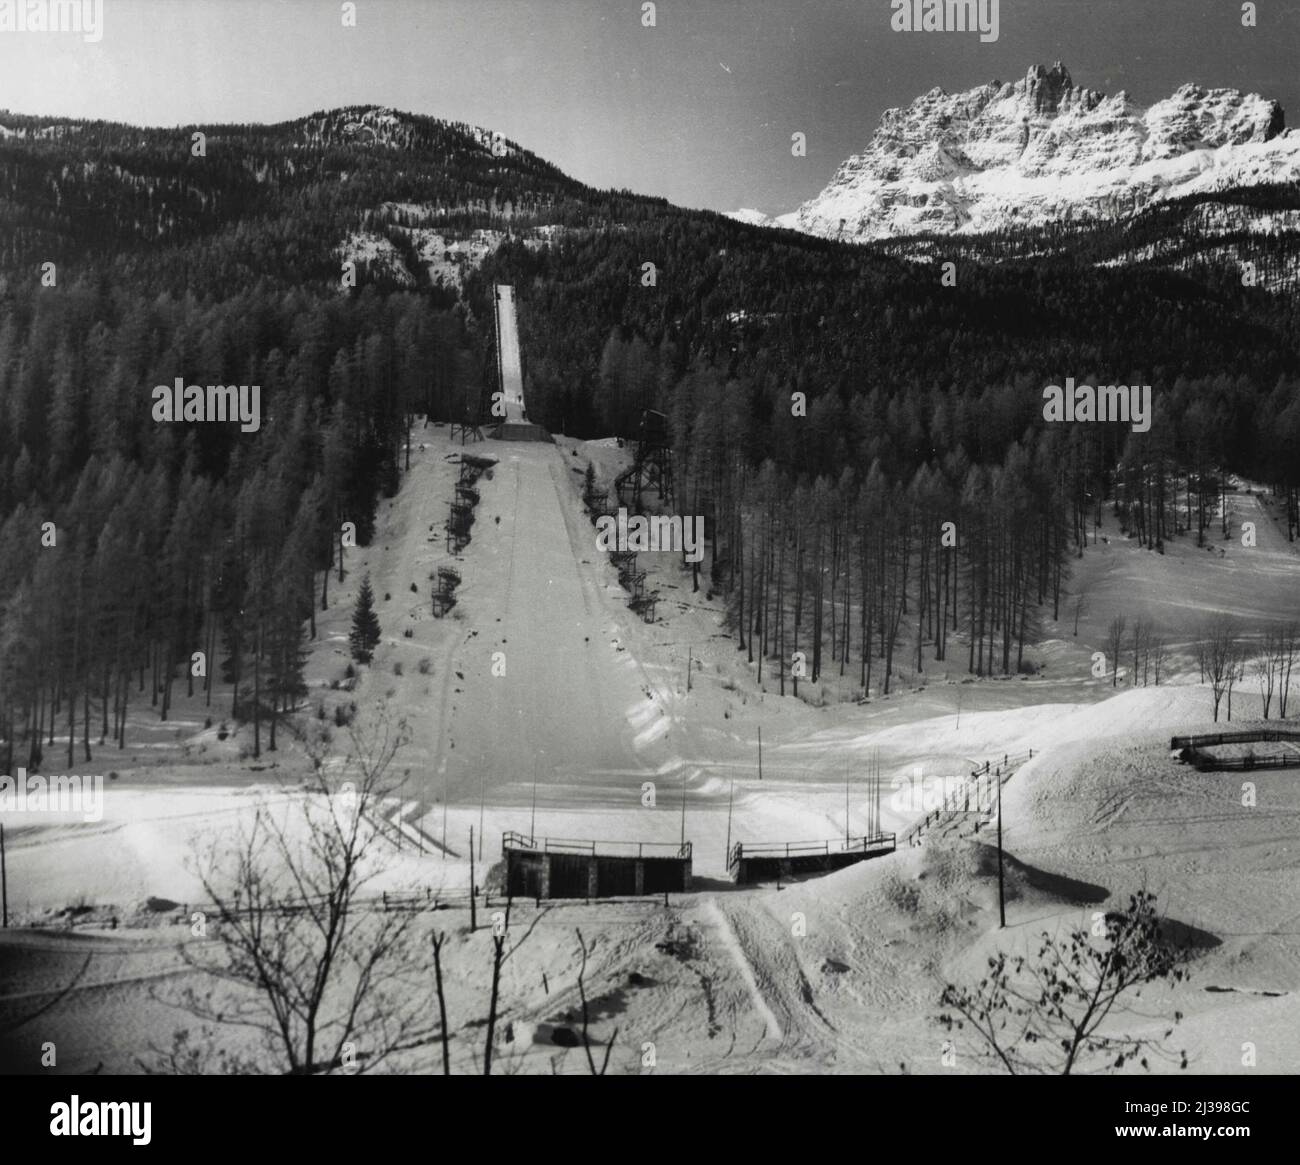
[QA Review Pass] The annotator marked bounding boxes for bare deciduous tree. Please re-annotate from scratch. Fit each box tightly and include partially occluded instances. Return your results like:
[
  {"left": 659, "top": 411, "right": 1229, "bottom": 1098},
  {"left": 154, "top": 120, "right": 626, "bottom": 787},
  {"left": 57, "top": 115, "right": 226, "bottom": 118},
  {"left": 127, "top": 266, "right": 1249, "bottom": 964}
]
[
  {"left": 1254, "top": 626, "right": 1279, "bottom": 719},
  {"left": 1105, "top": 615, "right": 1127, "bottom": 687},
  {"left": 1276, "top": 620, "right": 1297, "bottom": 719},
  {"left": 1130, "top": 618, "right": 1149, "bottom": 687},
  {"left": 1201, "top": 614, "right": 1242, "bottom": 722},
  {"left": 484, "top": 931, "right": 506, "bottom": 1075},
  {"left": 1149, "top": 633, "right": 1168, "bottom": 687},
  {"left": 575, "top": 927, "right": 618, "bottom": 1075},
  {"left": 432, "top": 931, "right": 451, "bottom": 1075},
  {"left": 167, "top": 714, "right": 430, "bottom": 1074},
  {"left": 938, "top": 890, "right": 1189, "bottom": 1075}
]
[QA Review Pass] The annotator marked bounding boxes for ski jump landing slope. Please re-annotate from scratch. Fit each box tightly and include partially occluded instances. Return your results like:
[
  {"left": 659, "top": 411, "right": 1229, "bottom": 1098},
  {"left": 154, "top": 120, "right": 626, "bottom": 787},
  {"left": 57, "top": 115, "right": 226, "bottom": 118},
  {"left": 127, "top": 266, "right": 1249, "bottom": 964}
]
[
  {"left": 438, "top": 439, "right": 676, "bottom": 813},
  {"left": 433, "top": 285, "right": 675, "bottom": 817}
]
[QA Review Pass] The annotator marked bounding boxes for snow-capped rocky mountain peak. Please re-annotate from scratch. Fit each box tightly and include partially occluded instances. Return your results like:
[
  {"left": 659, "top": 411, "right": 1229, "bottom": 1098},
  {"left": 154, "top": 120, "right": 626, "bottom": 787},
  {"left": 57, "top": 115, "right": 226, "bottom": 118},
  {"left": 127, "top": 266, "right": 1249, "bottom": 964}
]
[{"left": 733, "top": 64, "right": 1298, "bottom": 241}]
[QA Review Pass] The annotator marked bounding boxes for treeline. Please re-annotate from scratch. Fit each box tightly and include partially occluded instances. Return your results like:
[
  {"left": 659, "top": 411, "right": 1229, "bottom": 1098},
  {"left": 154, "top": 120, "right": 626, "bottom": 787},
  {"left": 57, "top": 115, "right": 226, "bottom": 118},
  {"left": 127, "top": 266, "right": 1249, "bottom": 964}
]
[
  {"left": 724, "top": 456, "right": 1066, "bottom": 694},
  {"left": 657, "top": 395, "right": 1300, "bottom": 697},
  {"left": 480, "top": 209, "right": 1300, "bottom": 499},
  {"left": 533, "top": 224, "right": 1300, "bottom": 691},
  {"left": 0, "top": 280, "right": 483, "bottom": 771},
  {"left": 3, "top": 100, "right": 1299, "bottom": 739},
  {"left": 471, "top": 183, "right": 1300, "bottom": 694},
  {"left": 659, "top": 371, "right": 1071, "bottom": 693},
  {"left": 661, "top": 359, "right": 1300, "bottom": 693},
  {"left": 0, "top": 103, "right": 679, "bottom": 771},
  {"left": 590, "top": 330, "right": 1300, "bottom": 542},
  {"left": 876, "top": 184, "right": 1300, "bottom": 277}
]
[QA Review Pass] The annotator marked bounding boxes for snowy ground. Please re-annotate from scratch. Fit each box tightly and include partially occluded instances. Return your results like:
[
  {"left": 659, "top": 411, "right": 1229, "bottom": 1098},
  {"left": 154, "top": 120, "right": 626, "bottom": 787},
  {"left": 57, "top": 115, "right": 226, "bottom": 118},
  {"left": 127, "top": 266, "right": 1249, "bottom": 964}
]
[{"left": 1, "top": 417, "right": 1297, "bottom": 1073}]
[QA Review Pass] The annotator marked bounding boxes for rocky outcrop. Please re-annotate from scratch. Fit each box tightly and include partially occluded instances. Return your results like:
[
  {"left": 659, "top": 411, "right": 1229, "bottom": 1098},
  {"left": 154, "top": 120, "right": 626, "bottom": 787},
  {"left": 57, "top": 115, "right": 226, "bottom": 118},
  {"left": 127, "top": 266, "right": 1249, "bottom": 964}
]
[{"left": 731, "top": 63, "right": 1298, "bottom": 240}]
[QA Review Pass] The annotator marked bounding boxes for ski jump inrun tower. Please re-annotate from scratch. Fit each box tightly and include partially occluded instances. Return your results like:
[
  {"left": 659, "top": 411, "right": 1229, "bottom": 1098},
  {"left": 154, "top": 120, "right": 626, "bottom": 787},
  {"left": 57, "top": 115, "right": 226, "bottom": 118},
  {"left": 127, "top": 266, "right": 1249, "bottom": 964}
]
[{"left": 489, "top": 284, "right": 550, "bottom": 442}]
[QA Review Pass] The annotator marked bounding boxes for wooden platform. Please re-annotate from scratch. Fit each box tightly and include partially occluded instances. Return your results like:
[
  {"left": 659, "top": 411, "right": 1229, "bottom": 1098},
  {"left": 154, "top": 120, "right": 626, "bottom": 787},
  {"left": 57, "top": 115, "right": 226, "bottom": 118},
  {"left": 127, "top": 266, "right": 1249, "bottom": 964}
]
[
  {"left": 502, "top": 832, "right": 692, "bottom": 899},
  {"left": 491, "top": 421, "right": 554, "bottom": 443},
  {"left": 728, "top": 834, "right": 896, "bottom": 884}
]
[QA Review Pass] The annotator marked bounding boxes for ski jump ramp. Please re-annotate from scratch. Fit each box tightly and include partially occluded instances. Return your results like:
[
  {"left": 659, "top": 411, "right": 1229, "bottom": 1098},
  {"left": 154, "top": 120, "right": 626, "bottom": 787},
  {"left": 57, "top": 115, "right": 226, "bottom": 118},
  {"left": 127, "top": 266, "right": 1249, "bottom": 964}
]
[
  {"left": 494, "top": 284, "right": 527, "bottom": 422},
  {"left": 492, "top": 284, "right": 550, "bottom": 441}
]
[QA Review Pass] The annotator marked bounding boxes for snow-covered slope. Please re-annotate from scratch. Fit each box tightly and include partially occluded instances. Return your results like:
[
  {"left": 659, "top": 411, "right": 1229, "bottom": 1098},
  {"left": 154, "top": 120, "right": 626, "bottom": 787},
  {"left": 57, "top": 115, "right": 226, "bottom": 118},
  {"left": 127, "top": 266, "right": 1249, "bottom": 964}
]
[
  {"left": 736, "top": 63, "right": 1300, "bottom": 241},
  {"left": 726, "top": 207, "right": 774, "bottom": 228}
]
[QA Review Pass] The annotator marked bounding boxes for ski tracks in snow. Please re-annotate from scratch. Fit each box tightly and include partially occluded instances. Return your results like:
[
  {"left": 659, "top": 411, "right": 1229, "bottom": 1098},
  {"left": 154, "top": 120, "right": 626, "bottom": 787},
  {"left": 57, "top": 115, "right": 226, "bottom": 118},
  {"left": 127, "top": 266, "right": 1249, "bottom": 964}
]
[{"left": 701, "top": 898, "right": 783, "bottom": 1043}]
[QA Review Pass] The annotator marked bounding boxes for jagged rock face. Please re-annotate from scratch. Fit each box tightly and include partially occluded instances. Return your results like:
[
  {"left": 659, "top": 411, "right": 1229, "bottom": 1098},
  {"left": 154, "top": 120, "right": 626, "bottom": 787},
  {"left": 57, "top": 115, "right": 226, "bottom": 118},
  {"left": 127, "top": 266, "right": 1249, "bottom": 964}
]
[{"left": 732, "top": 63, "right": 1298, "bottom": 240}]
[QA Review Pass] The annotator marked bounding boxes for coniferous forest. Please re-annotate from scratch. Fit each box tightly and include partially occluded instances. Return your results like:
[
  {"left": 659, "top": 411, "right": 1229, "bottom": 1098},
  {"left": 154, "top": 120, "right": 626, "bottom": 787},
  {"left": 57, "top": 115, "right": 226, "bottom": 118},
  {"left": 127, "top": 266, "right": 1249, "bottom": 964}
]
[{"left": 2, "top": 105, "right": 1299, "bottom": 769}]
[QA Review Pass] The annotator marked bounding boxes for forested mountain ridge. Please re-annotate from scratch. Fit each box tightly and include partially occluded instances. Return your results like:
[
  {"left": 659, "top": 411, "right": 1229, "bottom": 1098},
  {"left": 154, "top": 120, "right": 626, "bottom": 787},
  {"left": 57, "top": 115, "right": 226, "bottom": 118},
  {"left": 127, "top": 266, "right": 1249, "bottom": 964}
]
[
  {"left": 0, "top": 103, "right": 1297, "bottom": 772},
  {"left": 0, "top": 104, "right": 610, "bottom": 769},
  {"left": 0, "top": 104, "right": 609, "bottom": 289},
  {"left": 479, "top": 202, "right": 1299, "bottom": 699}
]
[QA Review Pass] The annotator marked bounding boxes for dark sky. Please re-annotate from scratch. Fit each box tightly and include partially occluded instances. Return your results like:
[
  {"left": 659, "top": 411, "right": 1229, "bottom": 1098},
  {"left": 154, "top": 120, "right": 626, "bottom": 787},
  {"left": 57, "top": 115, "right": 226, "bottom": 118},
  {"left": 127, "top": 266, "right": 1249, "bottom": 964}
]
[{"left": 1, "top": 0, "right": 1295, "bottom": 214}]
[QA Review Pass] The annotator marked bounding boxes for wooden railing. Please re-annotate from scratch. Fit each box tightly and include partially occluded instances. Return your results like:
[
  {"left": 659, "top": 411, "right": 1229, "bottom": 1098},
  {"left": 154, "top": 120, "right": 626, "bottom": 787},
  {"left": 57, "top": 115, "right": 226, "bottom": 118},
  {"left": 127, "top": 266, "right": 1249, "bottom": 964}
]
[
  {"left": 727, "top": 833, "right": 895, "bottom": 871},
  {"left": 127, "top": 886, "right": 477, "bottom": 929},
  {"left": 1171, "top": 729, "right": 1300, "bottom": 749},
  {"left": 1194, "top": 753, "right": 1300, "bottom": 770},
  {"left": 502, "top": 831, "right": 691, "bottom": 860},
  {"left": 898, "top": 748, "right": 1035, "bottom": 848},
  {"left": 379, "top": 887, "right": 476, "bottom": 912}
]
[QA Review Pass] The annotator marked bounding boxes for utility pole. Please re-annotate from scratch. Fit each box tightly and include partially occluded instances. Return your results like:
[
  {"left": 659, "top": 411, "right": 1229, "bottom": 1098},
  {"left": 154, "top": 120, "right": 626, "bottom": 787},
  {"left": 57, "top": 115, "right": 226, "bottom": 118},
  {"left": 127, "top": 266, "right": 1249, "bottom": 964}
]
[
  {"left": 844, "top": 763, "right": 850, "bottom": 845},
  {"left": 725, "top": 778, "right": 735, "bottom": 870},
  {"left": 686, "top": 647, "right": 692, "bottom": 693},
  {"left": 868, "top": 753, "right": 877, "bottom": 837},
  {"left": 757, "top": 726, "right": 762, "bottom": 781},
  {"left": 680, "top": 768, "right": 687, "bottom": 847},
  {"left": 996, "top": 769, "right": 1006, "bottom": 929},
  {"left": 530, "top": 762, "right": 538, "bottom": 843},
  {"left": 469, "top": 827, "right": 477, "bottom": 932},
  {"left": 870, "top": 749, "right": 878, "bottom": 836},
  {"left": 865, "top": 759, "right": 873, "bottom": 837}
]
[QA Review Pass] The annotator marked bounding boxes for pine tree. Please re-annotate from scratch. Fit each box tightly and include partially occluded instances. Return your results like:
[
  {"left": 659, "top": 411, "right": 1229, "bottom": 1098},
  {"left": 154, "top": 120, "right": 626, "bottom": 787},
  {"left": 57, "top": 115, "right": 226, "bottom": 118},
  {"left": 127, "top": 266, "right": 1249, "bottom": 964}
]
[
  {"left": 349, "top": 574, "right": 382, "bottom": 664},
  {"left": 266, "top": 608, "right": 310, "bottom": 749}
]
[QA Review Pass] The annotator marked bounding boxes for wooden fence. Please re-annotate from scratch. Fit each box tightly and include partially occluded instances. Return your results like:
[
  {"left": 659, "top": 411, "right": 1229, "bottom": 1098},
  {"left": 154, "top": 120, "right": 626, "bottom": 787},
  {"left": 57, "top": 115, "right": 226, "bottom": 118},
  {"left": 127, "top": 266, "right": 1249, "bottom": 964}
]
[
  {"left": 898, "top": 749, "right": 1035, "bottom": 848},
  {"left": 502, "top": 830, "right": 691, "bottom": 860},
  {"left": 1172, "top": 728, "right": 1300, "bottom": 772}
]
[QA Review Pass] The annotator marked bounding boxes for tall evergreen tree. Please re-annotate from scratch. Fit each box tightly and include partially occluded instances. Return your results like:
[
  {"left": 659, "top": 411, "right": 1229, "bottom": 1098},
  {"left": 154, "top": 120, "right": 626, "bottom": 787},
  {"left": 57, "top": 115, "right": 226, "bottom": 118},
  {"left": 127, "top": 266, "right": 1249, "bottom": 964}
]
[{"left": 349, "top": 574, "right": 382, "bottom": 665}]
